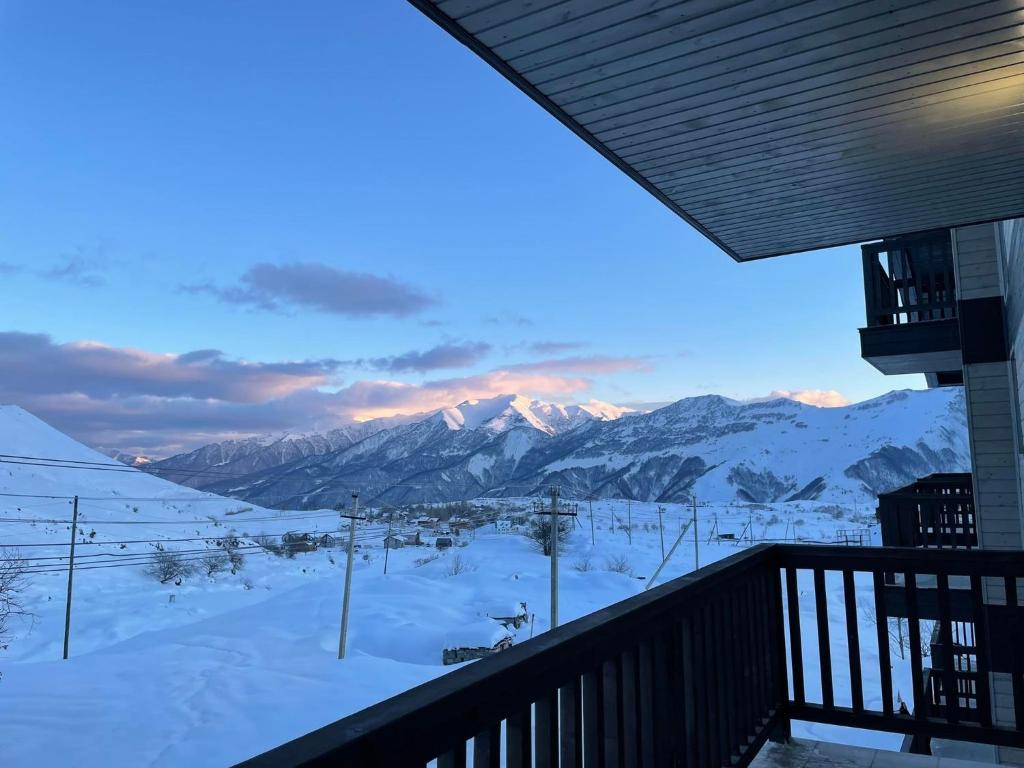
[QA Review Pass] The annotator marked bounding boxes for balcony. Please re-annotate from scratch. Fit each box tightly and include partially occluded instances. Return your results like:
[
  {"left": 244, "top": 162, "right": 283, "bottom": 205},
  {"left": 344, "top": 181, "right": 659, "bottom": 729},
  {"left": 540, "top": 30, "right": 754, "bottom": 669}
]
[
  {"left": 238, "top": 544, "right": 1024, "bottom": 767},
  {"left": 879, "top": 474, "right": 976, "bottom": 550},
  {"left": 860, "top": 231, "right": 962, "bottom": 379}
]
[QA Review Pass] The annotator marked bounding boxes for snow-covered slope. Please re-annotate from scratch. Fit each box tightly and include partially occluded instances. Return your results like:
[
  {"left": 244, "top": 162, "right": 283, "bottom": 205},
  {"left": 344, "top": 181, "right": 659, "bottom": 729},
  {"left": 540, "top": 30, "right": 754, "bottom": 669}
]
[{"left": 187, "top": 388, "right": 968, "bottom": 509}]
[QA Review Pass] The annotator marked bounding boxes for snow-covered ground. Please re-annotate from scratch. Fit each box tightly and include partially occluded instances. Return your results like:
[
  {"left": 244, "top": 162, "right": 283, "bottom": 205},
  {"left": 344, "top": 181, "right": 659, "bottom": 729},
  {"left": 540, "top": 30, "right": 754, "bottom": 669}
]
[
  {"left": 0, "top": 406, "right": 925, "bottom": 766},
  {"left": 0, "top": 494, "right": 914, "bottom": 766}
]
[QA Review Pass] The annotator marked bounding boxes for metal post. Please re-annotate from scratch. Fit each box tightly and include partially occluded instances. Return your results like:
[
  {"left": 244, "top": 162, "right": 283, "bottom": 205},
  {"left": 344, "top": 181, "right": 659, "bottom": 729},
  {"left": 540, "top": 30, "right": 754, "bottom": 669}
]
[
  {"left": 338, "top": 493, "right": 358, "bottom": 659},
  {"left": 63, "top": 495, "right": 78, "bottom": 660},
  {"left": 588, "top": 497, "right": 594, "bottom": 546},
  {"left": 693, "top": 495, "right": 700, "bottom": 570},
  {"left": 657, "top": 505, "right": 666, "bottom": 561},
  {"left": 383, "top": 508, "right": 393, "bottom": 575},
  {"left": 549, "top": 485, "right": 559, "bottom": 630},
  {"left": 627, "top": 499, "right": 632, "bottom": 545}
]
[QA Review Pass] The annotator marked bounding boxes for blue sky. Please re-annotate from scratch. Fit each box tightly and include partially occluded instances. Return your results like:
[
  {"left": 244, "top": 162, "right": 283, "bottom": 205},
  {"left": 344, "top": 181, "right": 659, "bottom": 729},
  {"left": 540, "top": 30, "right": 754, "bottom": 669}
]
[{"left": 0, "top": 1, "right": 921, "bottom": 454}]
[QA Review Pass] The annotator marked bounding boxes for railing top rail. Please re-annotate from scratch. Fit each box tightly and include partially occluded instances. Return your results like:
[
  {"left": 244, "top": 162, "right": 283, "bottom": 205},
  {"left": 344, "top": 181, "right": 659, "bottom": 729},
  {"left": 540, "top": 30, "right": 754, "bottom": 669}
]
[
  {"left": 238, "top": 544, "right": 776, "bottom": 766},
  {"left": 774, "top": 544, "right": 1024, "bottom": 574}
]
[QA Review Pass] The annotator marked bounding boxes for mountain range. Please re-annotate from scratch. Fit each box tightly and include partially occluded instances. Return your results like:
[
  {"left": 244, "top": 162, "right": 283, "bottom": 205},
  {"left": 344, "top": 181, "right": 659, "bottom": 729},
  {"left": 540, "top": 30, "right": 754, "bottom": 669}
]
[{"left": 145, "top": 389, "right": 970, "bottom": 509}]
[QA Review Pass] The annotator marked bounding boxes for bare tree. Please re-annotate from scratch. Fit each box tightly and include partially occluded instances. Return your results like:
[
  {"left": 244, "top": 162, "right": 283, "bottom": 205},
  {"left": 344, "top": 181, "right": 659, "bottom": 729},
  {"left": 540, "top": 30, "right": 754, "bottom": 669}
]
[
  {"left": 0, "top": 548, "right": 30, "bottom": 647},
  {"left": 203, "top": 552, "right": 230, "bottom": 577},
  {"left": 145, "top": 551, "right": 195, "bottom": 584},
  {"left": 444, "top": 553, "right": 477, "bottom": 577},
  {"left": 525, "top": 517, "right": 571, "bottom": 556}
]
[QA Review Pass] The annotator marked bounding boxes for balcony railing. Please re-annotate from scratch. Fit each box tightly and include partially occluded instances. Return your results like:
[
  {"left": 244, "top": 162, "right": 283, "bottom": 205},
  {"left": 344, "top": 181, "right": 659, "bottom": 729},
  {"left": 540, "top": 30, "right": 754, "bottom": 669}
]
[
  {"left": 238, "top": 544, "right": 1024, "bottom": 767},
  {"left": 878, "top": 473, "right": 976, "bottom": 549},
  {"left": 862, "top": 231, "right": 956, "bottom": 328}
]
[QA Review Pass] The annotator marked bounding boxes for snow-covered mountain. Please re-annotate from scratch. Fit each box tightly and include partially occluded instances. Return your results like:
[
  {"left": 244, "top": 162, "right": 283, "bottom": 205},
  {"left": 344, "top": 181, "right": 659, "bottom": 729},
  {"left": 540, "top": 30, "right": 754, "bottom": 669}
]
[{"left": 171, "top": 388, "right": 968, "bottom": 509}]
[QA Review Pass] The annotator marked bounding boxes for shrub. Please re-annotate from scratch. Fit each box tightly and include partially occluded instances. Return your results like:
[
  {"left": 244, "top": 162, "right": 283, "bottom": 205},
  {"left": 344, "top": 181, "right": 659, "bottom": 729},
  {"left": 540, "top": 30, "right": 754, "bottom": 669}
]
[
  {"left": 203, "top": 552, "right": 230, "bottom": 577},
  {"left": 604, "top": 554, "right": 634, "bottom": 576},
  {"left": 525, "top": 517, "right": 571, "bottom": 556},
  {"left": 571, "top": 556, "right": 594, "bottom": 572},
  {"left": 146, "top": 551, "right": 195, "bottom": 584},
  {"left": 444, "top": 553, "right": 476, "bottom": 577}
]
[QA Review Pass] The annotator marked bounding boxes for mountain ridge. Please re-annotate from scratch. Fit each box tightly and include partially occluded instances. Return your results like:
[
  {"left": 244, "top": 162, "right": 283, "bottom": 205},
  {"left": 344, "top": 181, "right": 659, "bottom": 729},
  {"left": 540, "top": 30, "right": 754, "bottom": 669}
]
[{"left": 147, "top": 389, "right": 969, "bottom": 509}]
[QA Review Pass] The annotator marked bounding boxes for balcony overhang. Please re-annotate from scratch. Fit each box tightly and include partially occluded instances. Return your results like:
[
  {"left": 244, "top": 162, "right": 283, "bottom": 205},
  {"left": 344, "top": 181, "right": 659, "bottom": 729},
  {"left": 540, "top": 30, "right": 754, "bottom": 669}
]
[
  {"left": 408, "top": 1, "right": 1024, "bottom": 261},
  {"left": 859, "top": 318, "right": 962, "bottom": 375}
]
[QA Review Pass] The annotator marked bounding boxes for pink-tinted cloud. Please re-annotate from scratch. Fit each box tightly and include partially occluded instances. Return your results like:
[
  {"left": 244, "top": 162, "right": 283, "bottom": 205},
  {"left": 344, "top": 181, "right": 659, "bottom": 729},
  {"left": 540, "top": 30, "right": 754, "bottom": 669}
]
[{"left": 768, "top": 389, "right": 851, "bottom": 408}]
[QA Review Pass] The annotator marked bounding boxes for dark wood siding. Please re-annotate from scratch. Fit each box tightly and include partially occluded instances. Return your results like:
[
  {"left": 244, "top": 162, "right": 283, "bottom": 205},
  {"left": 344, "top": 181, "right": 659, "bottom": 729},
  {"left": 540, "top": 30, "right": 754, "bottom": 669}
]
[{"left": 411, "top": 1, "right": 1024, "bottom": 261}]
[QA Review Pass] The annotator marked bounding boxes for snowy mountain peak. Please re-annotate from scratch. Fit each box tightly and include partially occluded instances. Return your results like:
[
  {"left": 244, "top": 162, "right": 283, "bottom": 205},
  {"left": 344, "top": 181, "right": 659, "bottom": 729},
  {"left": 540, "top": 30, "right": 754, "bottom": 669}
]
[{"left": 435, "top": 394, "right": 631, "bottom": 436}]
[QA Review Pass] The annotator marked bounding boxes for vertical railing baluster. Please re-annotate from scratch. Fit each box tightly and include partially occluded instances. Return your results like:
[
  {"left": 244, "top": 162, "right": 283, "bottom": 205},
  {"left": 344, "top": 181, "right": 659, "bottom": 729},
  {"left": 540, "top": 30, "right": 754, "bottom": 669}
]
[
  {"left": 785, "top": 566, "right": 805, "bottom": 705},
  {"left": 637, "top": 638, "right": 656, "bottom": 768},
  {"left": 969, "top": 574, "right": 992, "bottom": 727},
  {"left": 771, "top": 566, "right": 791, "bottom": 736},
  {"left": 437, "top": 744, "right": 467, "bottom": 768},
  {"left": 473, "top": 724, "right": 501, "bottom": 768},
  {"left": 602, "top": 657, "right": 621, "bottom": 767},
  {"left": 843, "top": 570, "right": 864, "bottom": 713},
  {"left": 535, "top": 692, "right": 558, "bottom": 768},
  {"left": 582, "top": 668, "right": 603, "bottom": 768},
  {"left": 711, "top": 598, "right": 730, "bottom": 764},
  {"left": 937, "top": 573, "right": 960, "bottom": 724},
  {"left": 621, "top": 648, "right": 639, "bottom": 768},
  {"left": 678, "top": 617, "right": 698, "bottom": 767},
  {"left": 559, "top": 678, "right": 582, "bottom": 768},
  {"left": 873, "top": 570, "right": 895, "bottom": 717},
  {"left": 814, "top": 568, "right": 834, "bottom": 710},
  {"left": 1005, "top": 575, "right": 1024, "bottom": 730},
  {"left": 905, "top": 572, "right": 925, "bottom": 720},
  {"left": 507, "top": 706, "right": 532, "bottom": 768},
  {"left": 721, "top": 589, "right": 739, "bottom": 760}
]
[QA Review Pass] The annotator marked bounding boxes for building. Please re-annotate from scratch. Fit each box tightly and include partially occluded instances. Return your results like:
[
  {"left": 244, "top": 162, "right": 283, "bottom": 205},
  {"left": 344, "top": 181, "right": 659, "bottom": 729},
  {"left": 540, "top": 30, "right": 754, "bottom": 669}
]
[
  {"left": 240, "top": 4, "right": 1024, "bottom": 766},
  {"left": 383, "top": 534, "right": 404, "bottom": 550}
]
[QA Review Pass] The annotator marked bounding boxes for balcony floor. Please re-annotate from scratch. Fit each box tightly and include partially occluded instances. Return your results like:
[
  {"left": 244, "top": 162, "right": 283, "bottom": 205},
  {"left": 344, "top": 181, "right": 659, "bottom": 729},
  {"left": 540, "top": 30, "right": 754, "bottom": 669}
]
[{"left": 753, "top": 739, "right": 995, "bottom": 768}]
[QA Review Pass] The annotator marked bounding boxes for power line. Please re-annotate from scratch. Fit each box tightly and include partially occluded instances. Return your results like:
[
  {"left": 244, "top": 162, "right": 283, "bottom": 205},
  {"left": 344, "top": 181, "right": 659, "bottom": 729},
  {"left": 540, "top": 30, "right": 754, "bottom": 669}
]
[{"left": 0, "top": 454, "right": 246, "bottom": 478}]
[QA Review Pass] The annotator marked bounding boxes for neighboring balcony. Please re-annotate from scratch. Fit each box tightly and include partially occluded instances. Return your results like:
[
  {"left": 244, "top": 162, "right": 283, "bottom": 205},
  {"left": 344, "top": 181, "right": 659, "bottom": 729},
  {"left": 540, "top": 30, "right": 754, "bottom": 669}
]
[
  {"left": 860, "top": 231, "right": 962, "bottom": 381},
  {"left": 878, "top": 473, "right": 976, "bottom": 550},
  {"left": 239, "top": 544, "right": 1024, "bottom": 767}
]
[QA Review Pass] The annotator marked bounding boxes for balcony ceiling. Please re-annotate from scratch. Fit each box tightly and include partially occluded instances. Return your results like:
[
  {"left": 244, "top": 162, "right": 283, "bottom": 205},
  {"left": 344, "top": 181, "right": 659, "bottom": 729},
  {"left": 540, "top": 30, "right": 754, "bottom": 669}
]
[{"left": 409, "top": 0, "right": 1024, "bottom": 261}]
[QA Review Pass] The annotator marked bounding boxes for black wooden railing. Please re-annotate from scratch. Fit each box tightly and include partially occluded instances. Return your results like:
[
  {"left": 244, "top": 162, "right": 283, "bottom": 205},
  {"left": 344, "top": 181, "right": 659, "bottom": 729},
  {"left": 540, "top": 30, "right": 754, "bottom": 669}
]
[
  {"left": 878, "top": 473, "right": 976, "bottom": 550},
  {"left": 239, "top": 545, "right": 1024, "bottom": 767},
  {"left": 862, "top": 230, "right": 956, "bottom": 327}
]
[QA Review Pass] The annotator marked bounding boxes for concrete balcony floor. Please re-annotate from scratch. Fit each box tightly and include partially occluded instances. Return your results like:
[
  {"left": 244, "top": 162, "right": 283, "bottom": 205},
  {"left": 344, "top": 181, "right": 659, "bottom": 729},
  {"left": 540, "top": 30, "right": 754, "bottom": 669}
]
[{"left": 753, "top": 740, "right": 997, "bottom": 768}]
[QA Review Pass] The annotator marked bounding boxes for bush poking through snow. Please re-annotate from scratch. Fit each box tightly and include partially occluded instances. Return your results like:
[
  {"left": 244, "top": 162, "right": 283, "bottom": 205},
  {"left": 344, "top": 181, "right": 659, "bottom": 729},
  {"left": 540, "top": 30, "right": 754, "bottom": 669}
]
[
  {"left": 145, "top": 551, "right": 195, "bottom": 584},
  {"left": 203, "top": 552, "right": 230, "bottom": 577},
  {"left": 604, "top": 554, "right": 634, "bottom": 576},
  {"left": 414, "top": 553, "right": 441, "bottom": 568},
  {"left": 571, "top": 556, "right": 594, "bottom": 572},
  {"left": 444, "top": 553, "right": 476, "bottom": 577},
  {"left": 0, "top": 547, "right": 30, "bottom": 647}
]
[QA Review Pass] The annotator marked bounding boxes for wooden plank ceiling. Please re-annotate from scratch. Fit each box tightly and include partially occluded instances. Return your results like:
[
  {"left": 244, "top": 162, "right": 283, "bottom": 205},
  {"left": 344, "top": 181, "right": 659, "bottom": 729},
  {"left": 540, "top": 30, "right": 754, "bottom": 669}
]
[{"left": 409, "top": 0, "right": 1024, "bottom": 261}]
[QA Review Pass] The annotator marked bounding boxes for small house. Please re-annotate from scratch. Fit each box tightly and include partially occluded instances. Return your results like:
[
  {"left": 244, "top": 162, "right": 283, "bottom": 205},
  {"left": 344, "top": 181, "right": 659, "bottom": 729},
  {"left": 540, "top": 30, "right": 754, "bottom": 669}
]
[
  {"left": 282, "top": 531, "right": 317, "bottom": 553},
  {"left": 317, "top": 533, "right": 337, "bottom": 549},
  {"left": 402, "top": 531, "right": 422, "bottom": 546},
  {"left": 435, "top": 536, "right": 453, "bottom": 550},
  {"left": 495, "top": 519, "right": 513, "bottom": 534},
  {"left": 383, "top": 534, "right": 404, "bottom": 550}
]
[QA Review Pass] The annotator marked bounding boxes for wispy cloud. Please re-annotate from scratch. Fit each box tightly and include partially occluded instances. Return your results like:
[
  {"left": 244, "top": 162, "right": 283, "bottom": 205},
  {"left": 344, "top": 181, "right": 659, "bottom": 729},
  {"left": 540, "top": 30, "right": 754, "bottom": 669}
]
[
  {"left": 183, "top": 262, "right": 437, "bottom": 318},
  {"left": 358, "top": 341, "right": 491, "bottom": 373},
  {"left": 508, "top": 355, "right": 653, "bottom": 375},
  {"left": 526, "top": 341, "right": 585, "bottom": 355}
]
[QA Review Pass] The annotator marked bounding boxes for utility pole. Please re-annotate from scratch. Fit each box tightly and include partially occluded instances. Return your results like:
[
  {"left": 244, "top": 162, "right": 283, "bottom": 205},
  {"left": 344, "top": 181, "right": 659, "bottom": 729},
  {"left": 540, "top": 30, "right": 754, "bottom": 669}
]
[
  {"left": 338, "top": 493, "right": 361, "bottom": 660},
  {"left": 383, "top": 508, "right": 394, "bottom": 575},
  {"left": 692, "top": 495, "right": 700, "bottom": 570},
  {"left": 62, "top": 495, "right": 79, "bottom": 660},
  {"left": 657, "top": 505, "right": 666, "bottom": 561},
  {"left": 627, "top": 499, "right": 632, "bottom": 545},
  {"left": 549, "top": 485, "right": 560, "bottom": 630},
  {"left": 748, "top": 508, "right": 755, "bottom": 544},
  {"left": 588, "top": 497, "right": 594, "bottom": 546}
]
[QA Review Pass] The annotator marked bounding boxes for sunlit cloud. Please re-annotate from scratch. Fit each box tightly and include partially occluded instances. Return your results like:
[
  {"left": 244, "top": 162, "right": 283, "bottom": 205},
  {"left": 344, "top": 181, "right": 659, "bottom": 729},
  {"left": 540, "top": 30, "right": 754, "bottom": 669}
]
[{"left": 767, "top": 389, "right": 851, "bottom": 408}]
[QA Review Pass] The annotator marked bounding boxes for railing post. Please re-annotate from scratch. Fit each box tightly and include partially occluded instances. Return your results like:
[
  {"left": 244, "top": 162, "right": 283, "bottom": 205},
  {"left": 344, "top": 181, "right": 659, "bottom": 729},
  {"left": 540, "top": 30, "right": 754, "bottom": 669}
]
[{"left": 770, "top": 558, "right": 791, "bottom": 742}]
